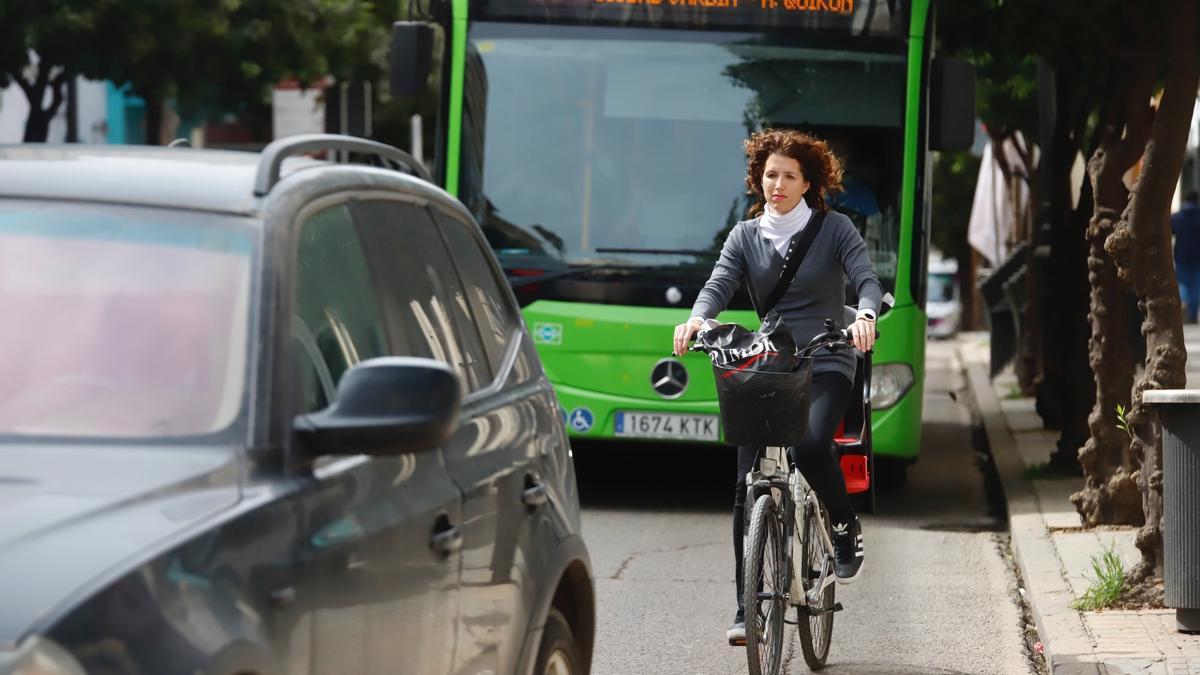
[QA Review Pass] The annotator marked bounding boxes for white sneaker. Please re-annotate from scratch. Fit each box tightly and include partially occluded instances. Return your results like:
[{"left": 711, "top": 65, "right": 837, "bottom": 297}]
[{"left": 726, "top": 610, "right": 746, "bottom": 646}]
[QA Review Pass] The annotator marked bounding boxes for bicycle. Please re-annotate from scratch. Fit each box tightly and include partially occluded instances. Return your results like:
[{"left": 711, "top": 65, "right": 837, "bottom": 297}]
[{"left": 691, "top": 321, "right": 861, "bottom": 674}]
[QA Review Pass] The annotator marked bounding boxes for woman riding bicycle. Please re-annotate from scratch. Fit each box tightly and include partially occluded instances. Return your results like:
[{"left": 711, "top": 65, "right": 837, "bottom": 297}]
[{"left": 671, "top": 129, "right": 882, "bottom": 644}]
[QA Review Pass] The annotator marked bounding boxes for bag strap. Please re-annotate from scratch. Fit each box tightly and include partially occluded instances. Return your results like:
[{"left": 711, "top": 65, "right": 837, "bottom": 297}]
[{"left": 752, "top": 210, "right": 828, "bottom": 319}]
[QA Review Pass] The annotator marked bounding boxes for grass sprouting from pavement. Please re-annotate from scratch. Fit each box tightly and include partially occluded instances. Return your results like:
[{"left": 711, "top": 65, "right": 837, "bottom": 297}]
[{"left": 1071, "top": 545, "right": 1126, "bottom": 611}]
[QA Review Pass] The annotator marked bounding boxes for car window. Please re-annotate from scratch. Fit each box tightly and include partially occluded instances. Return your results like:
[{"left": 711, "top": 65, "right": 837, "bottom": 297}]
[
  {"left": 352, "top": 200, "right": 491, "bottom": 392},
  {"left": 293, "top": 204, "right": 389, "bottom": 413},
  {"left": 0, "top": 201, "right": 255, "bottom": 439},
  {"left": 432, "top": 207, "right": 523, "bottom": 373}
]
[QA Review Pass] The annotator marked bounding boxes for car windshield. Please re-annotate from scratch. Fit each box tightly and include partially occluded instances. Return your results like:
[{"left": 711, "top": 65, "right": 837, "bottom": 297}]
[
  {"left": 459, "top": 25, "right": 906, "bottom": 289},
  {"left": 0, "top": 200, "right": 257, "bottom": 439},
  {"left": 928, "top": 272, "right": 956, "bottom": 303}
]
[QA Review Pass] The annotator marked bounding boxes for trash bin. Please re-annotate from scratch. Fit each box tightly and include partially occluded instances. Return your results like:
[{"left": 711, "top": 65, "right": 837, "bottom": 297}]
[{"left": 1142, "top": 390, "right": 1200, "bottom": 634}]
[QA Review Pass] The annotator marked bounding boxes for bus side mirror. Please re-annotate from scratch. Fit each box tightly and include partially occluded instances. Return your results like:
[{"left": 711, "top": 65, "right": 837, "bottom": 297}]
[
  {"left": 389, "top": 22, "right": 434, "bottom": 96},
  {"left": 930, "top": 56, "right": 976, "bottom": 152}
]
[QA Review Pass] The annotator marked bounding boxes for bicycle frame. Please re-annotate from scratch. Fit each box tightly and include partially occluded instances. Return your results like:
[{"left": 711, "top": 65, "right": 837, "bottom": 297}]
[{"left": 743, "top": 446, "right": 836, "bottom": 609}]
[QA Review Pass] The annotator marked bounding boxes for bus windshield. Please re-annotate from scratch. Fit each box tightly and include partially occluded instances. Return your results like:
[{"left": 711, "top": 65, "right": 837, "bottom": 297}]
[{"left": 460, "top": 25, "right": 907, "bottom": 290}]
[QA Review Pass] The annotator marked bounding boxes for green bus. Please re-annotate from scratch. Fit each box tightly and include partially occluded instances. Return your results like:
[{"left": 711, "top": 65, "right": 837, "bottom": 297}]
[{"left": 390, "top": 0, "right": 973, "bottom": 473}]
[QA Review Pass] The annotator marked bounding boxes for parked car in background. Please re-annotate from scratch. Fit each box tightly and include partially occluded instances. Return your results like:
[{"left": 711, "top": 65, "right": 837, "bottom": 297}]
[
  {"left": 927, "top": 255, "right": 962, "bottom": 339},
  {"left": 0, "top": 137, "right": 594, "bottom": 675}
]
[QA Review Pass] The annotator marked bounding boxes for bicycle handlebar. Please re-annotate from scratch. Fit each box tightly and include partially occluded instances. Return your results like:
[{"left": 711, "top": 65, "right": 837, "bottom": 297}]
[{"left": 686, "top": 321, "right": 879, "bottom": 358}]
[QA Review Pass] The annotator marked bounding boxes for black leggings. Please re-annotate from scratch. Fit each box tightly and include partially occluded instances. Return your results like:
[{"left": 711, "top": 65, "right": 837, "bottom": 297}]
[{"left": 733, "top": 371, "right": 854, "bottom": 611}]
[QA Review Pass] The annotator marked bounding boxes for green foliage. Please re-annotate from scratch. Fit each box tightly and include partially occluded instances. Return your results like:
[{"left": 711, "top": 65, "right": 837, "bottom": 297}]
[
  {"left": 930, "top": 150, "right": 982, "bottom": 266},
  {"left": 1070, "top": 544, "right": 1126, "bottom": 611},
  {"left": 1115, "top": 404, "right": 1133, "bottom": 440},
  {"left": 937, "top": 0, "right": 1132, "bottom": 137},
  {"left": 2, "top": 0, "right": 409, "bottom": 137}
]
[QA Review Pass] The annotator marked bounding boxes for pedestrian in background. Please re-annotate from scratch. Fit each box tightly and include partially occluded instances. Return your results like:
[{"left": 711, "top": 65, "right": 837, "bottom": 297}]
[{"left": 1172, "top": 191, "right": 1200, "bottom": 323}]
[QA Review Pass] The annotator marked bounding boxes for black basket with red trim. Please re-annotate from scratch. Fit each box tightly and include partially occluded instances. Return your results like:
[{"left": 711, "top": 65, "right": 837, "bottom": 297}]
[{"left": 712, "top": 356, "right": 813, "bottom": 447}]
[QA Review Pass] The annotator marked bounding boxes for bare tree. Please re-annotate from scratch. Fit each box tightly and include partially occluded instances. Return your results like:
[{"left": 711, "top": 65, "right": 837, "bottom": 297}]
[
  {"left": 1103, "top": 0, "right": 1198, "bottom": 581},
  {"left": 1072, "top": 57, "right": 1154, "bottom": 527}
]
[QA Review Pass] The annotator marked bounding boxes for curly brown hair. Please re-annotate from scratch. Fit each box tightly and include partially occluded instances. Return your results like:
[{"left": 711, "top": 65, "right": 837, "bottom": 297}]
[{"left": 744, "top": 129, "right": 844, "bottom": 217}]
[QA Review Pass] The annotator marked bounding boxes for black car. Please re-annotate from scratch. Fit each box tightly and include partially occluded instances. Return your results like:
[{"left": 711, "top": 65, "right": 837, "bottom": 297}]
[{"left": 0, "top": 136, "right": 594, "bottom": 675}]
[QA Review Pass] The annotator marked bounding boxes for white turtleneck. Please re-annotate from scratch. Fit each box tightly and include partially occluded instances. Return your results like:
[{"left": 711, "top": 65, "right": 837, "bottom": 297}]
[{"left": 760, "top": 197, "right": 813, "bottom": 258}]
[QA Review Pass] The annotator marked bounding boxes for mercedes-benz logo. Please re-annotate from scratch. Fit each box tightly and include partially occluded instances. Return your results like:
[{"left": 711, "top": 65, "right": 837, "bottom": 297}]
[{"left": 651, "top": 358, "right": 688, "bottom": 399}]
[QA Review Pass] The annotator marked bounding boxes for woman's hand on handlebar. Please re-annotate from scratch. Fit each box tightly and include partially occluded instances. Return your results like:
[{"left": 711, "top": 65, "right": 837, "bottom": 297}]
[
  {"left": 848, "top": 317, "right": 876, "bottom": 352},
  {"left": 673, "top": 318, "right": 704, "bottom": 356}
]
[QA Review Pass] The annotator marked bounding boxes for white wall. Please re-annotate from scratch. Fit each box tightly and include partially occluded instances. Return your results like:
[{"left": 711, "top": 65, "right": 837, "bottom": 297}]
[{"left": 0, "top": 84, "right": 31, "bottom": 143}]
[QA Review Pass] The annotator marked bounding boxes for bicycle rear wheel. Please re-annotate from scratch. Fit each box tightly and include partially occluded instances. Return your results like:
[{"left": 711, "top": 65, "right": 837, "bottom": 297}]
[
  {"left": 797, "top": 500, "right": 835, "bottom": 670},
  {"left": 744, "top": 493, "right": 787, "bottom": 675}
]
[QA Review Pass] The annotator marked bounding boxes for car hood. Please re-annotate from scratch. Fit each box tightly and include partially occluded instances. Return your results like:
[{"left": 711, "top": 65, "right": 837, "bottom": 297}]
[{"left": 0, "top": 442, "right": 240, "bottom": 649}]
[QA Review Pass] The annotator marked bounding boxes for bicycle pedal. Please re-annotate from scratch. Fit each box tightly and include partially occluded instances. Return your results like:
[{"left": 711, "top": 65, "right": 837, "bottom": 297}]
[{"left": 805, "top": 602, "right": 844, "bottom": 617}]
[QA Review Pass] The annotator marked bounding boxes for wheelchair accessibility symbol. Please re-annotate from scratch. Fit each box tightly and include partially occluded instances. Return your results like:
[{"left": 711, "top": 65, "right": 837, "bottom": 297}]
[
  {"left": 533, "top": 322, "right": 563, "bottom": 345},
  {"left": 567, "top": 407, "right": 595, "bottom": 433}
]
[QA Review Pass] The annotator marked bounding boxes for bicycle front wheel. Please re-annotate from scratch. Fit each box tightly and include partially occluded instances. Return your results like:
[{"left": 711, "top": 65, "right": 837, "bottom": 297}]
[
  {"left": 744, "top": 493, "right": 787, "bottom": 675},
  {"left": 797, "top": 500, "right": 835, "bottom": 670}
]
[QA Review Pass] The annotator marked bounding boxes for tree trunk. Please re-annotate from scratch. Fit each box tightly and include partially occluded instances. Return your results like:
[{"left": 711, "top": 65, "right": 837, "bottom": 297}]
[
  {"left": 1072, "top": 61, "right": 1154, "bottom": 527},
  {"left": 17, "top": 63, "right": 68, "bottom": 143},
  {"left": 23, "top": 105, "right": 54, "bottom": 143},
  {"left": 1041, "top": 103, "right": 1094, "bottom": 475},
  {"left": 1036, "top": 88, "right": 1094, "bottom": 442},
  {"left": 1105, "top": 0, "right": 1198, "bottom": 580},
  {"left": 1014, "top": 134, "right": 1043, "bottom": 396},
  {"left": 144, "top": 94, "right": 164, "bottom": 146}
]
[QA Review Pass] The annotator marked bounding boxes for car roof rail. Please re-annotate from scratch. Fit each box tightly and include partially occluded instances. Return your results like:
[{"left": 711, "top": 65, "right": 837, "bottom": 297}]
[{"left": 253, "top": 133, "right": 432, "bottom": 196}]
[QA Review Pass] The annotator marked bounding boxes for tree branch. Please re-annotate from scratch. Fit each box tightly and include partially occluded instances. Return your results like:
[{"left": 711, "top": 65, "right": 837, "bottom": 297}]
[{"left": 45, "top": 69, "right": 69, "bottom": 118}]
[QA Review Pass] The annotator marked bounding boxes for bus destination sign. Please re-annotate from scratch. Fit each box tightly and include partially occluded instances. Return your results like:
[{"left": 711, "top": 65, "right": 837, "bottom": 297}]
[{"left": 476, "top": 0, "right": 902, "bottom": 35}]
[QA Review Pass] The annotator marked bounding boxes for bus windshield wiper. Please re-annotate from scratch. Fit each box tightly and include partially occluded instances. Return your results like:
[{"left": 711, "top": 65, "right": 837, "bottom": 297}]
[{"left": 594, "top": 247, "right": 716, "bottom": 256}]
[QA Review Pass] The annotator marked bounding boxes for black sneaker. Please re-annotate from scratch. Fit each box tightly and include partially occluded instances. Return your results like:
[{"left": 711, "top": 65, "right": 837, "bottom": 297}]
[
  {"left": 831, "top": 517, "right": 864, "bottom": 584},
  {"left": 726, "top": 609, "right": 746, "bottom": 646}
]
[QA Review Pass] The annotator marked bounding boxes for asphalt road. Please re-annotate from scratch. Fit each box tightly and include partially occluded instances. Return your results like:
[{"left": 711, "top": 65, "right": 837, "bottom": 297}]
[{"left": 574, "top": 340, "right": 1033, "bottom": 675}]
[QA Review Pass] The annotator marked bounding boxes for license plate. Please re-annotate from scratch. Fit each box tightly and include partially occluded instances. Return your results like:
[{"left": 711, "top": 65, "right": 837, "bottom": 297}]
[{"left": 614, "top": 412, "right": 720, "bottom": 441}]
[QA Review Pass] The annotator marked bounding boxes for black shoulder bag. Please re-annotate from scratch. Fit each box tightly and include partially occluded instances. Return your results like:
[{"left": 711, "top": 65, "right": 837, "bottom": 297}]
[{"left": 748, "top": 210, "right": 828, "bottom": 319}]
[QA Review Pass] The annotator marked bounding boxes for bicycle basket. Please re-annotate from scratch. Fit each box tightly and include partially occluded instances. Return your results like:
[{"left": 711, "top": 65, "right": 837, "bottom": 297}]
[{"left": 712, "top": 357, "right": 813, "bottom": 447}]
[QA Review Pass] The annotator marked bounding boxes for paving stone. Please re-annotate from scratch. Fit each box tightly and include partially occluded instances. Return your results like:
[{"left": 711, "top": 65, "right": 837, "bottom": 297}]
[{"left": 963, "top": 338, "right": 1200, "bottom": 674}]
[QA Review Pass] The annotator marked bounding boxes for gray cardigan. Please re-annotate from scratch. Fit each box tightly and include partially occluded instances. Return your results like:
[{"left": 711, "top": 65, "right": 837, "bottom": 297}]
[{"left": 691, "top": 210, "right": 883, "bottom": 382}]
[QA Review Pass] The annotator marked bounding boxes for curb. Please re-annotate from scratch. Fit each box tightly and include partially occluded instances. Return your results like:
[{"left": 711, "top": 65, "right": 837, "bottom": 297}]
[{"left": 960, "top": 348, "right": 1100, "bottom": 674}]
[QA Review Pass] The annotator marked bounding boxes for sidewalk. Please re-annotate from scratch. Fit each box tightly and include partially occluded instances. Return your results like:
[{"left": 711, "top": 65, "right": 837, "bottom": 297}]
[{"left": 959, "top": 329, "right": 1200, "bottom": 675}]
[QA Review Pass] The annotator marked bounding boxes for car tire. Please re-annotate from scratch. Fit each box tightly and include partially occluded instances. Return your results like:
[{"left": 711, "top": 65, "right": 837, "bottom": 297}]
[{"left": 534, "top": 608, "right": 582, "bottom": 675}]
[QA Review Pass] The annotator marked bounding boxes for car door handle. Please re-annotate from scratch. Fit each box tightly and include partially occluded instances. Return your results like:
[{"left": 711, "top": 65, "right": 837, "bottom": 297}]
[
  {"left": 523, "top": 482, "right": 548, "bottom": 508},
  {"left": 431, "top": 524, "right": 463, "bottom": 555}
]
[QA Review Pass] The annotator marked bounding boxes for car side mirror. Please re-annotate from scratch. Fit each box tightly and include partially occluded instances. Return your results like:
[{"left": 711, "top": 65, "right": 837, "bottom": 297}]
[
  {"left": 389, "top": 22, "right": 434, "bottom": 97},
  {"left": 293, "top": 357, "right": 460, "bottom": 457},
  {"left": 930, "top": 56, "right": 976, "bottom": 152}
]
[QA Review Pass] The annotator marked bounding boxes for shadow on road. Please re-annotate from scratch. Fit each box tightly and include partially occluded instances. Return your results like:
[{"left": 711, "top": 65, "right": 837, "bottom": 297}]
[
  {"left": 573, "top": 416, "right": 1004, "bottom": 534},
  {"left": 572, "top": 439, "right": 732, "bottom": 512}
]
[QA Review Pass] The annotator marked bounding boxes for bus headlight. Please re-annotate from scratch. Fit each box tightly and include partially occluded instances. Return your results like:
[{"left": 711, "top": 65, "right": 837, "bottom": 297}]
[
  {"left": 4, "top": 637, "right": 85, "bottom": 675},
  {"left": 870, "top": 363, "right": 914, "bottom": 410}
]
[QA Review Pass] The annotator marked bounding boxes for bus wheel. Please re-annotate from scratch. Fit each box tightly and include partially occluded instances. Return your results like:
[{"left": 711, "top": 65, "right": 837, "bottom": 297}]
[{"left": 874, "top": 457, "right": 908, "bottom": 492}]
